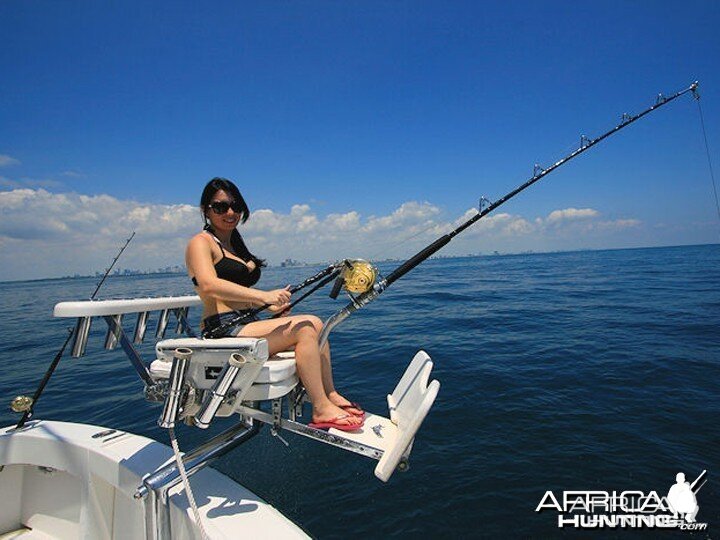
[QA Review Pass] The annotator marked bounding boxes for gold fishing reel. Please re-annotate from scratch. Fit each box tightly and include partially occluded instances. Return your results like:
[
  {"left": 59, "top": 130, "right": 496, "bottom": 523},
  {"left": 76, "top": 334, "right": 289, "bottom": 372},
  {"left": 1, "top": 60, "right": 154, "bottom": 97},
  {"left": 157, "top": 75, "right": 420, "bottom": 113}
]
[
  {"left": 10, "top": 395, "right": 33, "bottom": 413},
  {"left": 330, "top": 259, "right": 378, "bottom": 299},
  {"left": 342, "top": 259, "right": 377, "bottom": 293}
]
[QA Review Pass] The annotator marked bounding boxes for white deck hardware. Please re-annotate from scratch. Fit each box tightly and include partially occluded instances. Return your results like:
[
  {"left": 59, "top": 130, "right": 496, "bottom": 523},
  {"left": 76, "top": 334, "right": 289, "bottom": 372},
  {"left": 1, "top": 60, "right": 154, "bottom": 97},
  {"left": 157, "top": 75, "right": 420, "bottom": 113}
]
[
  {"left": 148, "top": 339, "right": 439, "bottom": 482},
  {"left": 332, "top": 350, "right": 439, "bottom": 482},
  {"left": 54, "top": 296, "right": 202, "bottom": 359},
  {"left": 53, "top": 296, "right": 202, "bottom": 317},
  {"left": 51, "top": 296, "right": 440, "bottom": 483},
  {"left": 20, "top": 294, "right": 442, "bottom": 537}
]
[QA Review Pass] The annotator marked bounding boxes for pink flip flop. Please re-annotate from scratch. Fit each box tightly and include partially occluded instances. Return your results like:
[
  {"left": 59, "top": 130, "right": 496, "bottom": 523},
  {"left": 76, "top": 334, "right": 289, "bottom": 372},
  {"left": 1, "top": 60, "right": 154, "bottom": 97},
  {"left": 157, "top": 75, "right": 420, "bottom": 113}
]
[
  {"left": 339, "top": 402, "right": 365, "bottom": 419},
  {"left": 308, "top": 414, "right": 364, "bottom": 432}
]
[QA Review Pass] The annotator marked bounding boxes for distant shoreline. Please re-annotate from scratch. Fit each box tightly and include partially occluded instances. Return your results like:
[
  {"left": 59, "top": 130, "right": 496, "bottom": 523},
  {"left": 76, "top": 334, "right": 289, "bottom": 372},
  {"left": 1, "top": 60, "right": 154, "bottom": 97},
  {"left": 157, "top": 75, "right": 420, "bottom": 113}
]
[{"left": 1, "top": 242, "right": 717, "bottom": 286}]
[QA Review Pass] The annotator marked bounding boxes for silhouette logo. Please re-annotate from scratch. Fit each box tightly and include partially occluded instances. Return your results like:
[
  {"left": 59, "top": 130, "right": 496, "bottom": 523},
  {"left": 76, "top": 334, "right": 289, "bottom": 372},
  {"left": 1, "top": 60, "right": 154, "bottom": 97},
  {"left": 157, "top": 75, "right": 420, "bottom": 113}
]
[{"left": 668, "top": 471, "right": 705, "bottom": 523}]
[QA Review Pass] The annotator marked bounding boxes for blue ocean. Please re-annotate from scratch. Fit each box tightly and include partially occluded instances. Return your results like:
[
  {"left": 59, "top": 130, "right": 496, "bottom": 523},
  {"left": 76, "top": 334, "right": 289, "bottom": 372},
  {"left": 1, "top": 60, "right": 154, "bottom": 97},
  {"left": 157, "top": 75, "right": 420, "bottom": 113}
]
[{"left": 1, "top": 244, "right": 718, "bottom": 538}]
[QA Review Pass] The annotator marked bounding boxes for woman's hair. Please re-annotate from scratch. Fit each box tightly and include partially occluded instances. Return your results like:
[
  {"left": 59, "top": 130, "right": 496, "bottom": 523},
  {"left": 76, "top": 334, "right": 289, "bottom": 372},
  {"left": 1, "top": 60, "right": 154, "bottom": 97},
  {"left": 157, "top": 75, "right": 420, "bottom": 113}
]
[{"left": 200, "top": 177, "right": 266, "bottom": 268}]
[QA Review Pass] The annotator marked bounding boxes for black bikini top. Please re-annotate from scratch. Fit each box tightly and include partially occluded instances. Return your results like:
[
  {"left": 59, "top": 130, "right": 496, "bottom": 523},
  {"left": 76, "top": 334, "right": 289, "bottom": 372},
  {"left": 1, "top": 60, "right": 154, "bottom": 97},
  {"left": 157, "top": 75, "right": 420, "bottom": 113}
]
[{"left": 191, "top": 232, "right": 262, "bottom": 288}]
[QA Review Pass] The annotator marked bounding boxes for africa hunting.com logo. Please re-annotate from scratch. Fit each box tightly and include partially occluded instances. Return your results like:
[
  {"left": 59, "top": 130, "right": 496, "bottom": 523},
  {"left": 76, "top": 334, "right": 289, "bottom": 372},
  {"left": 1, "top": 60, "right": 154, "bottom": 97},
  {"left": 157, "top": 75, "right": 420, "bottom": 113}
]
[{"left": 536, "top": 470, "right": 708, "bottom": 531}]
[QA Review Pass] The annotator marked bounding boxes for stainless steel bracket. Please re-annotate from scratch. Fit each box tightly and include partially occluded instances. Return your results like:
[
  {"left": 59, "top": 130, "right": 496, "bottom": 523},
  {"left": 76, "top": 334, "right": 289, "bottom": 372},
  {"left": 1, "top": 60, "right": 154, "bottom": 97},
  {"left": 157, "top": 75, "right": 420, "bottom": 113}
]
[
  {"left": 236, "top": 405, "right": 384, "bottom": 461},
  {"left": 102, "top": 315, "right": 153, "bottom": 385}
]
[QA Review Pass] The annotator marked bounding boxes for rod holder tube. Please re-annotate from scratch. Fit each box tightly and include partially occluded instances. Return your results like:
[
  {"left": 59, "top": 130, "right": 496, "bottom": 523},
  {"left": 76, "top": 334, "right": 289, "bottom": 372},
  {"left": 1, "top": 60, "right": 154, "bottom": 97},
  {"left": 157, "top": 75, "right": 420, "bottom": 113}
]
[
  {"left": 133, "top": 311, "right": 149, "bottom": 344},
  {"left": 319, "top": 283, "right": 383, "bottom": 348},
  {"left": 72, "top": 317, "right": 92, "bottom": 358},
  {"left": 174, "top": 307, "right": 188, "bottom": 334},
  {"left": 104, "top": 314, "right": 123, "bottom": 350},
  {"left": 158, "top": 348, "right": 192, "bottom": 429},
  {"left": 194, "top": 352, "right": 247, "bottom": 429},
  {"left": 135, "top": 419, "right": 261, "bottom": 501},
  {"left": 155, "top": 309, "right": 170, "bottom": 338}
]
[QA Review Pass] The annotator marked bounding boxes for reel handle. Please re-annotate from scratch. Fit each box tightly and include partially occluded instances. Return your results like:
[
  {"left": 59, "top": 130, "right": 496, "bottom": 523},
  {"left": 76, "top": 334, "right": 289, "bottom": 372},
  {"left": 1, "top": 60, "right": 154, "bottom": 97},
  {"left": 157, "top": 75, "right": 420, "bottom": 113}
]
[{"left": 329, "top": 275, "right": 344, "bottom": 299}]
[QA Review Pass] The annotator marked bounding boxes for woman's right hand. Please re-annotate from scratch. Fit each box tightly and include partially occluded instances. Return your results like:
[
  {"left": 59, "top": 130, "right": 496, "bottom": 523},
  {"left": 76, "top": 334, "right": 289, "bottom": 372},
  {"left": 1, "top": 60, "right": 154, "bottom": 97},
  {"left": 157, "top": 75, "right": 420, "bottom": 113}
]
[{"left": 263, "top": 286, "right": 291, "bottom": 307}]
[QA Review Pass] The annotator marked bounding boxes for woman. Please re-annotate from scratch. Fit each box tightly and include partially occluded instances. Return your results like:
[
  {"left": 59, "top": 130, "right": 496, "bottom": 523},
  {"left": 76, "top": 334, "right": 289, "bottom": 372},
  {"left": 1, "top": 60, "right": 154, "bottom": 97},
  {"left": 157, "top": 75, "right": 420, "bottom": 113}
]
[{"left": 186, "top": 177, "right": 364, "bottom": 431}]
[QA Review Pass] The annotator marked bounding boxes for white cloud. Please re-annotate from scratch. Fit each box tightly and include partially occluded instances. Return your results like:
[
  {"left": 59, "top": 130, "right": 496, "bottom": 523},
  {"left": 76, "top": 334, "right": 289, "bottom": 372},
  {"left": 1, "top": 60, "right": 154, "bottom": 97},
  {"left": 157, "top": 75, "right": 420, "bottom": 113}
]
[
  {"left": 456, "top": 211, "right": 536, "bottom": 238},
  {"left": 362, "top": 202, "right": 440, "bottom": 233},
  {"left": 0, "top": 154, "right": 20, "bottom": 167},
  {"left": 0, "top": 176, "right": 63, "bottom": 189},
  {"left": 326, "top": 211, "right": 360, "bottom": 231},
  {"left": 594, "top": 218, "right": 641, "bottom": 231},
  {"left": 0, "top": 189, "right": 199, "bottom": 243},
  {"left": 60, "top": 170, "right": 85, "bottom": 178},
  {"left": 0, "top": 189, "right": 647, "bottom": 281},
  {"left": 547, "top": 207, "right": 599, "bottom": 223}
]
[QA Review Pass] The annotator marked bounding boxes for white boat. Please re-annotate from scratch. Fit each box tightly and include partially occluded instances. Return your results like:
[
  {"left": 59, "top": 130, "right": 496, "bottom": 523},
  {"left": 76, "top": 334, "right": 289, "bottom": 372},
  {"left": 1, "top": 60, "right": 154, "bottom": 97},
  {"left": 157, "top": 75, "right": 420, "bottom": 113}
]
[{"left": 1, "top": 295, "right": 440, "bottom": 539}]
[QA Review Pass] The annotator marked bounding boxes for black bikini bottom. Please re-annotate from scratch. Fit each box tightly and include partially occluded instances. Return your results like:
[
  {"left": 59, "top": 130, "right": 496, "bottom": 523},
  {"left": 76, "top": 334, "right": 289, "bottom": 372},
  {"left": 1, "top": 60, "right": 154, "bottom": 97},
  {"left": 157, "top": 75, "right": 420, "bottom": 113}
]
[{"left": 201, "top": 310, "right": 259, "bottom": 338}]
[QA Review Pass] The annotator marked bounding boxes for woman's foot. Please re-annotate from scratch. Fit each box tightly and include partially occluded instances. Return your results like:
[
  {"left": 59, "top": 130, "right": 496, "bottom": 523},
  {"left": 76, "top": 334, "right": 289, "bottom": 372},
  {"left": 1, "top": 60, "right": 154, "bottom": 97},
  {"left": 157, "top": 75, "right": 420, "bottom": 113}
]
[
  {"left": 328, "top": 391, "right": 364, "bottom": 417},
  {"left": 311, "top": 402, "right": 364, "bottom": 429},
  {"left": 308, "top": 413, "right": 363, "bottom": 432}
]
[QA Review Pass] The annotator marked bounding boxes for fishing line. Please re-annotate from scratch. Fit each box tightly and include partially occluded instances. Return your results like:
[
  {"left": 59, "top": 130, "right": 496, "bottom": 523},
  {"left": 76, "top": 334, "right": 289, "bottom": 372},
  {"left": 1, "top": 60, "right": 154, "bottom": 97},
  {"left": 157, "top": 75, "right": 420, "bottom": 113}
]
[
  {"left": 694, "top": 96, "right": 720, "bottom": 230},
  {"left": 365, "top": 111, "right": 632, "bottom": 264},
  {"left": 363, "top": 211, "right": 448, "bottom": 263}
]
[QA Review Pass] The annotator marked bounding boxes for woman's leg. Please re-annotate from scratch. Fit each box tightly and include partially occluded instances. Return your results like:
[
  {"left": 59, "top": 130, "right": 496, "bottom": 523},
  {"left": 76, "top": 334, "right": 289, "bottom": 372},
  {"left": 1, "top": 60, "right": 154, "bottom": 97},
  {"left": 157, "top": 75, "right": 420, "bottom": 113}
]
[
  {"left": 319, "top": 342, "right": 336, "bottom": 395},
  {"left": 320, "top": 341, "right": 364, "bottom": 415},
  {"left": 238, "top": 315, "right": 361, "bottom": 426},
  {"left": 287, "top": 317, "right": 363, "bottom": 415}
]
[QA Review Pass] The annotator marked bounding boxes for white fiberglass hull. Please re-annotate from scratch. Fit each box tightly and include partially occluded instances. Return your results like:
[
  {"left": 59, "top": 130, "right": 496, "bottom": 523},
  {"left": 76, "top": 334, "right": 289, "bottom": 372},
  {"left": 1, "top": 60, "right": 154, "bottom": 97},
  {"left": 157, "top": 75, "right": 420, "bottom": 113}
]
[{"left": 0, "top": 420, "right": 309, "bottom": 539}]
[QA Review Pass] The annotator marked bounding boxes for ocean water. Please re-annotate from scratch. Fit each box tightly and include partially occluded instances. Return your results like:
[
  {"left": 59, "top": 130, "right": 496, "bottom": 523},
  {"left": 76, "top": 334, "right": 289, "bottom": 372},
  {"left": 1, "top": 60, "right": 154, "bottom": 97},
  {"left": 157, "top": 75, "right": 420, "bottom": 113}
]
[{"left": 1, "top": 244, "right": 718, "bottom": 538}]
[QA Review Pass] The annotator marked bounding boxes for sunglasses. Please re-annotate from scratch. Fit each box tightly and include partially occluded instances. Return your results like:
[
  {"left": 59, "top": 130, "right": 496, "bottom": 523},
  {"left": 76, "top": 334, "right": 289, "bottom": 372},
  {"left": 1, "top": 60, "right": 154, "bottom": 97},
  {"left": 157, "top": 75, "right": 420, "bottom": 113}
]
[{"left": 208, "top": 201, "right": 244, "bottom": 215}]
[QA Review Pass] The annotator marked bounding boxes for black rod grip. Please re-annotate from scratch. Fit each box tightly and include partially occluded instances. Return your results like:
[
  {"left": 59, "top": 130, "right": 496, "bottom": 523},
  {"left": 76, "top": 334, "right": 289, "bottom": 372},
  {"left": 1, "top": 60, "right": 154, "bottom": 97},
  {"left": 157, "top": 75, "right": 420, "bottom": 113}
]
[{"left": 385, "top": 235, "right": 452, "bottom": 286}]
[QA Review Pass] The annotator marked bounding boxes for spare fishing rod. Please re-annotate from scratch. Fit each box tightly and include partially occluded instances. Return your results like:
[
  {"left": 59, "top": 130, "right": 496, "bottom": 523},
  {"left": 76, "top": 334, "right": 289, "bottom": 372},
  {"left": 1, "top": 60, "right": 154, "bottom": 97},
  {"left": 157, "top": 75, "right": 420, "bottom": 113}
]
[
  {"left": 90, "top": 231, "right": 136, "bottom": 299},
  {"left": 318, "top": 81, "right": 700, "bottom": 346},
  {"left": 11, "top": 231, "right": 136, "bottom": 430}
]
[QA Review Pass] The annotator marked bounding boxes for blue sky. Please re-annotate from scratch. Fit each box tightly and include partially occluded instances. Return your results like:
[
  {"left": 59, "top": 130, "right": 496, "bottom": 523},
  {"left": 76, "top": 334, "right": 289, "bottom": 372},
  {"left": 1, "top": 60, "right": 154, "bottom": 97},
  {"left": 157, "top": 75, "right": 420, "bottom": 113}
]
[{"left": 1, "top": 1, "right": 719, "bottom": 281}]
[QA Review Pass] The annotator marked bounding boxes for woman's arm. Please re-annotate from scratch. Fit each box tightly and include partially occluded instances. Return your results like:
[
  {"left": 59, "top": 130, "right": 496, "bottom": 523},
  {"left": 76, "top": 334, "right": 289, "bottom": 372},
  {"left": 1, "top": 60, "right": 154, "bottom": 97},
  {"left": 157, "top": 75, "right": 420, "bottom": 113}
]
[{"left": 186, "top": 235, "right": 288, "bottom": 306}]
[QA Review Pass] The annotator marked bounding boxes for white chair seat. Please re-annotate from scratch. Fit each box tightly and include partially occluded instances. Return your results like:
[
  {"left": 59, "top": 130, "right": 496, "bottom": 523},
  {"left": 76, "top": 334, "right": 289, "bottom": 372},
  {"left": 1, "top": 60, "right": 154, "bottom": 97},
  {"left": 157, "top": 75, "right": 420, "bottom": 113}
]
[
  {"left": 152, "top": 338, "right": 299, "bottom": 402},
  {"left": 154, "top": 337, "right": 297, "bottom": 385},
  {"left": 148, "top": 356, "right": 296, "bottom": 383}
]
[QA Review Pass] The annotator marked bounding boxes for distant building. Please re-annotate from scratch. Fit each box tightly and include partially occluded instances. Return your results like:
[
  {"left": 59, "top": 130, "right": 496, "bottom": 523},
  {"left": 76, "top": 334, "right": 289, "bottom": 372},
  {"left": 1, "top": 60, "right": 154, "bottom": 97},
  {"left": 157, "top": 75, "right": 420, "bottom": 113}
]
[{"left": 280, "top": 258, "right": 305, "bottom": 267}]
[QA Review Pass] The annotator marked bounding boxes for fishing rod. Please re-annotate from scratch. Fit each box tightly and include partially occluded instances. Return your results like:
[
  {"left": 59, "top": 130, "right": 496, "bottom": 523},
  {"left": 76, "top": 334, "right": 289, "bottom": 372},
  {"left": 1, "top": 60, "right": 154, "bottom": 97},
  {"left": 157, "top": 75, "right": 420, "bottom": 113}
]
[
  {"left": 202, "top": 81, "right": 700, "bottom": 343},
  {"left": 204, "top": 263, "right": 342, "bottom": 338},
  {"left": 90, "top": 231, "right": 136, "bottom": 300},
  {"left": 205, "top": 256, "right": 380, "bottom": 336},
  {"left": 12, "top": 231, "right": 136, "bottom": 430},
  {"left": 316, "top": 81, "right": 701, "bottom": 346}
]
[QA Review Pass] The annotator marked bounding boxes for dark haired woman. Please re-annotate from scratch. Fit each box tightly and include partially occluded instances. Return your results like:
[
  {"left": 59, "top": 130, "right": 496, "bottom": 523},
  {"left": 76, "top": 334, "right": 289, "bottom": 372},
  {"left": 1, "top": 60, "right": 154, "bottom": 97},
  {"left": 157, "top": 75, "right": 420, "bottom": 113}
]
[{"left": 186, "top": 178, "right": 364, "bottom": 431}]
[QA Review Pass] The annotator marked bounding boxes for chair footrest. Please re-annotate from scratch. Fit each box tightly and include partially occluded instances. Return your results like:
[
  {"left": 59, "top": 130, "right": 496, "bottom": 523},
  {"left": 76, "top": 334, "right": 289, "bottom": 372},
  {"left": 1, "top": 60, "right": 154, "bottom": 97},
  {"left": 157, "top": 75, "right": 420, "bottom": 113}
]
[
  {"left": 331, "top": 350, "right": 440, "bottom": 482},
  {"left": 328, "top": 413, "right": 398, "bottom": 451}
]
